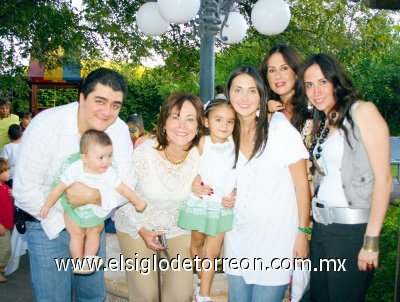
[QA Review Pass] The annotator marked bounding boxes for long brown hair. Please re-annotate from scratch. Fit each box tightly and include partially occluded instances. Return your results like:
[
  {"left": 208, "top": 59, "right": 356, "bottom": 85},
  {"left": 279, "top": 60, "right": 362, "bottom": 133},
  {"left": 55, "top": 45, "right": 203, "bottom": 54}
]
[
  {"left": 226, "top": 66, "right": 268, "bottom": 165},
  {"left": 260, "top": 44, "right": 309, "bottom": 131}
]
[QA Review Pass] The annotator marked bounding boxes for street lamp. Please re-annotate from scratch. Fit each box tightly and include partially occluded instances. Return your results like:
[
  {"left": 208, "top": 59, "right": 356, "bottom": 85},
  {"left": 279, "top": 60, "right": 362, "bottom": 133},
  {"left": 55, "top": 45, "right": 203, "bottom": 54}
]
[{"left": 136, "top": 0, "right": 291, "bottom": 103}]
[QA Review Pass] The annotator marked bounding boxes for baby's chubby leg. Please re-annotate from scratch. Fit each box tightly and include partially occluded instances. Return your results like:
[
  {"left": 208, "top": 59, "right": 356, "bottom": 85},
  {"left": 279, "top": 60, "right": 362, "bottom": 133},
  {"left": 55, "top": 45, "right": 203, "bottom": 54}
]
[
  {"left": 84, "top": 223, "right": 104, "bottom": 257},
  {"left": 64, "top": 213, "right": 85, "bottom": 260}
]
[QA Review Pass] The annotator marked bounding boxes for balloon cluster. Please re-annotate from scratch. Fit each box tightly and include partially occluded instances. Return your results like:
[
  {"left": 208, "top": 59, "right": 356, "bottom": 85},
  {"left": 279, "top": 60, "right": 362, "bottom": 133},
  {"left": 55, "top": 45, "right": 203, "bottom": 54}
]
[{"left": 136, "top": 0, "right": 291, "bottom": 43}]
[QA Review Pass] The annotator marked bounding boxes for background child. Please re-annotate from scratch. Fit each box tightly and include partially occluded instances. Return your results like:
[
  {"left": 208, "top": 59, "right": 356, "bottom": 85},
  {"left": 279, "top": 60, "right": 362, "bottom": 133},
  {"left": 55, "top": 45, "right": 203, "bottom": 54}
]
[
  {"left": 178, "top": 99, "right": 238, "bottom": 302},
  {"left": 126, "top": 114, "right": 144, "bottom": 147},
  {"left": 0, "top": 158, "right": 13, "bottom": 282},
  {"left": 18, "top": 111, "right": 32, "bottom": 131},
  {"left": 40, "top": 130, "right": 146, "bottom": 274},
  {"left": 0, "top": 124, "right": 23, "bottom": 187}
]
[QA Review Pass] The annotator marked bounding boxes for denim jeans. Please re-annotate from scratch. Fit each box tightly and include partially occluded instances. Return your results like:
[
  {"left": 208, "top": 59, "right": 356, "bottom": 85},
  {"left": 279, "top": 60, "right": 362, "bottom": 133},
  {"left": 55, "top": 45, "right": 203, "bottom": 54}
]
[
  {"left": 26, "top": 221, "right": 106, "bottom": 302},
  {"left": 227, "top": 274, "right": 288, "bottom": 302}
]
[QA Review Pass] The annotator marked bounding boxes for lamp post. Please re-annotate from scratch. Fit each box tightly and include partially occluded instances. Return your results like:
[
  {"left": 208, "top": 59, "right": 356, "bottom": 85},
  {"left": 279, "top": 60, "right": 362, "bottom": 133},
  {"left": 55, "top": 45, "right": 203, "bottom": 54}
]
[{"left": 136, "top": 0, "right": 291, "bottom": 103}]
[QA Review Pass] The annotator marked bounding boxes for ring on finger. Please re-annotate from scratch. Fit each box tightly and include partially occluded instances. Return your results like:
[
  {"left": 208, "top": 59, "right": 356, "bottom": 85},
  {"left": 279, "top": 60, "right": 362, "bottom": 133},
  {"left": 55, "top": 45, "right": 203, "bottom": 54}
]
[{"left": 366, "top": 263, "right": 375, "bottom": 270}]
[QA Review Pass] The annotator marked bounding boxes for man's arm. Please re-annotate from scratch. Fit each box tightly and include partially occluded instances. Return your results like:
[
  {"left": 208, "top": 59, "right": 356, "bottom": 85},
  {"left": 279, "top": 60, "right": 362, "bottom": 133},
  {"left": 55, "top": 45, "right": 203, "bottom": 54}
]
[{"left": 13, "top": 118, "right": 54, "bottom": 220}]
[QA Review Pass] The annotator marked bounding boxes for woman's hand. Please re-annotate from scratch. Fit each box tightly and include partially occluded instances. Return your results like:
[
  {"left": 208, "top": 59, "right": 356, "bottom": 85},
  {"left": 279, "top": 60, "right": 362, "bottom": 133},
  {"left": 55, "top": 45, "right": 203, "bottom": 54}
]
[
  {"left": 222, "top": 188, "right": 236, "bottom": 209},
  {"left": 358, "top": 248, "right": 379, "bottom": 271},
  {"left": 192, "top": 175, "right": 213, "bottom": 198},
  {"left": 293, "top": 231, "right": 309, "bottom": 260},
  {"left": 138, "top": 227, "right": 167, "bottom": 251},
  {"left": 66, "top": 182, "right": 100, "bottom": 208},
  {"left": 267, "top": 100, "right": 285, "bottom": 113}
]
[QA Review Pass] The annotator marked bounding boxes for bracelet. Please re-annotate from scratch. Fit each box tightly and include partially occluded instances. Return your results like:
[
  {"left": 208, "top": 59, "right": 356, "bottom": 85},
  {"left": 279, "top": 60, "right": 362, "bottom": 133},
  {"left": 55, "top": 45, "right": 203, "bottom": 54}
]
[
  {"left": 298, "top": 226, "right": 312, "bottom": 234},
  {"left": 362, "top": 235, "right": 380, "bottom": 253}
]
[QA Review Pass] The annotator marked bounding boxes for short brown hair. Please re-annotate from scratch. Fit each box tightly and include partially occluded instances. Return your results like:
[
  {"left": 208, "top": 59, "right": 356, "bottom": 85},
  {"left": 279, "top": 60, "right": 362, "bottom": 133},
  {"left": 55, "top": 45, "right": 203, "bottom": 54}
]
[
  {"left": 80, "top": 130, "right": 113, "bottom": 154},
  {"left": 0, "top": 157, "right": 10, "bottom": 173},
  {"left": 155, "top": 92, "right": 205, "bottom": 151}
]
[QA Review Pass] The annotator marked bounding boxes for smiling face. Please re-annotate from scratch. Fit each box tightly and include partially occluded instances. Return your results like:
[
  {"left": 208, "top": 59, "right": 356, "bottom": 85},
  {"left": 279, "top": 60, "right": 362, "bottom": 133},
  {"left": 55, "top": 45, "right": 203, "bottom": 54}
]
[
  {"left": 229, "top": 73, "right": 261, "bottom": 119},
  {"left": 205, "top": 104, "right": 235, "bottom": 144},
  {"left": 267, "top": 52, "right": 297, "bottom": 101},
  {"left": 78, "top": 83, "right": 123, "bottom": 134},
  {"left": 304, "top": 64, "right": 336, "bottom": 115},
  {"left": 165, "top": 101, "right": 198, "bottom": 149},
  {"left": 82, "top": 143, "right": 113, "bottom": 174}
]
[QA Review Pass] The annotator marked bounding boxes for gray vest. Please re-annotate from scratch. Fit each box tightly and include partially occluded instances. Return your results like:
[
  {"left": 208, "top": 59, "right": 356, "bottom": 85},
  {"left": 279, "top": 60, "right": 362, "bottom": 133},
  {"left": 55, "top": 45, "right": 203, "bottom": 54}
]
[{"left": 341, "top": 102, "right": 373, "bottom": 209}]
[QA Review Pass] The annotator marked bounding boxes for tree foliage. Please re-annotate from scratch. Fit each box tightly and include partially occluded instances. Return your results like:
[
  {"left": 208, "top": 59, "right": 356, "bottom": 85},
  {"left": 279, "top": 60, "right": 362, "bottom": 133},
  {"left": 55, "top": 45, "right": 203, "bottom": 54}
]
[{"left": 0, "top": 0, "right": 399, "bottom": 134}]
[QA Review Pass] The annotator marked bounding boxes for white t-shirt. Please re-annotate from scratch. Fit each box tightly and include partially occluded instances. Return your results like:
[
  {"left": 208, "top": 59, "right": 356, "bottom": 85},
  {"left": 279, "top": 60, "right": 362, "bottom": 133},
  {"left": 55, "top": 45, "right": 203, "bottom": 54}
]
[
  {"left": 315, "top": 130, "right": 348, "bottom": 207},
  {"left": 224, "top": 112, "right": 309, "bottom": 286},
  {"left": 0, "top": 142, "right": 19, "bottom": 179},
  {"left": 60, "top": 159, "right": 122, "bottom": 217}
]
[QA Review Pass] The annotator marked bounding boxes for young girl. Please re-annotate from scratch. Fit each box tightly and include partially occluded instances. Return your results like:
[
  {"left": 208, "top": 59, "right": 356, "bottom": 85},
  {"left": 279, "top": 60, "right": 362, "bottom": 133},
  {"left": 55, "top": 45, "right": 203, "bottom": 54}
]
[
  {"left": 40, "top": 130, "right": 147, "bottom": 274},
  {"left": 0, "top": 158, "right": 13, "bottom": 282},
  {"left": 178, "top": 98, "right": 238, "bottom": 302}
]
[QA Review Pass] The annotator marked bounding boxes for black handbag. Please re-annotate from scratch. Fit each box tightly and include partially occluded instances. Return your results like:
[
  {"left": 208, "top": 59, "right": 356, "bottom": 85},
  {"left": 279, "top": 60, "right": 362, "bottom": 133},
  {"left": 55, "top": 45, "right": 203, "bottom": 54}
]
[{"left": 14, "top": 206, "right": 27, "bottom": 234}]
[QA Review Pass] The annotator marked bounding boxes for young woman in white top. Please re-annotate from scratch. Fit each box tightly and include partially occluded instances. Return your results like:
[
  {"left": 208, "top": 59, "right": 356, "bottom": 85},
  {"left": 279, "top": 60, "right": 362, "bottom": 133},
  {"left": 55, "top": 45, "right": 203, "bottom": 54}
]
[
  {"left": 293, "top": 54, "right": 392, "bottom": 301},
  {"left": 194, "top": 66, "right": 311, "bottom": 301}
]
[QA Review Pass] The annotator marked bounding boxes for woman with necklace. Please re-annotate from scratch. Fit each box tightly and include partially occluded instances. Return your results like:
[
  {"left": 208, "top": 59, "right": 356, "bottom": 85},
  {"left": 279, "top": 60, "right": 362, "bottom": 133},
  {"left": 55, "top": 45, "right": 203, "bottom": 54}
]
[
  {"left": 114, "top": 92, "right": 205, "bottom": 301},
  {"left": 294, "top": 53, "right": 392, "bottom": 301}
]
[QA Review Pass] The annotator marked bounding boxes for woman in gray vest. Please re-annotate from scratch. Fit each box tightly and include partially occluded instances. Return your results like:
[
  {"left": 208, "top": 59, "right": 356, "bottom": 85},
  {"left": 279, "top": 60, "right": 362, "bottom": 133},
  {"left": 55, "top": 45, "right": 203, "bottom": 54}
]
[{"left": 294, "top": 53, "right": 392, "bottom": 301}]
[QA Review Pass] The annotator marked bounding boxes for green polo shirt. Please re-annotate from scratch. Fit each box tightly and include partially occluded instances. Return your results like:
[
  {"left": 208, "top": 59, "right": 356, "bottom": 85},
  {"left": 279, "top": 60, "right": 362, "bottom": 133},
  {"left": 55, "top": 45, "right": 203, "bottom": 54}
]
[{"left": 0, "top": 114, "right": 19, "bottom": 149}]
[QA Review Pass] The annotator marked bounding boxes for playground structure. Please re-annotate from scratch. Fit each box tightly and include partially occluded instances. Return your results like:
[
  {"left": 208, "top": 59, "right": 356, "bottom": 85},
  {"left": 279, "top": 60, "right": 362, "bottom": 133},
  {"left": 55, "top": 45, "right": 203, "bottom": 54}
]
[{"left": 26, "top": 59, "right": 81, "bottom": 115}]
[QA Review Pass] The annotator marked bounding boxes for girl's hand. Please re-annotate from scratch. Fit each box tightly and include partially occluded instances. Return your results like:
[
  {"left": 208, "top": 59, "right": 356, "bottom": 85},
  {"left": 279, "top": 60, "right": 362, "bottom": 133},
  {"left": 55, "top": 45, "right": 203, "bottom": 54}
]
[
  {"left": 222, "top": 188, "right": 236, "bottom": 209},
  {"left": 268, "top": 100, "right": 285, "bottom": 113},
  {"left": 358, "top": 248, "right": 379, "bottom": 271},
  {"left": 134, "top": 133, "right": 154, "bottom": 148},
  {"left": 192, "top": 175, "right": 213, "bottom": 198},
  {"left": 138, "top": 227, "right": 167, "bottom": 251},
  {"left": 0, "top": 224, "right": 5, "bottom": 236},
  {"left": 293, "top": 231, "right": 309, "bottom": 260},
  {"left": 8, "top": 189, "right": 12, "bottom": 197}
]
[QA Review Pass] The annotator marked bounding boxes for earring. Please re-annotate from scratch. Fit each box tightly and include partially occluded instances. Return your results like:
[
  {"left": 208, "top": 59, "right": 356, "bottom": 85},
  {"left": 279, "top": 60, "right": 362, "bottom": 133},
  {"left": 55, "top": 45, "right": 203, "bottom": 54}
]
[
  {"left": 256, "top": 106, "right": 260, "bottom": 117},
  {"left": 307, "top": 100, "right": 313, "bottom": 111}
]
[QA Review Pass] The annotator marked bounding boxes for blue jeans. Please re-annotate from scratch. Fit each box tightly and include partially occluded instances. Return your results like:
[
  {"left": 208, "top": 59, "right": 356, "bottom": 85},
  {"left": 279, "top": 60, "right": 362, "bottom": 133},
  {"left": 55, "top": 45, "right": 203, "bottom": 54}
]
[
  {"left": 227, "top": 274, "right": 288, "bottom": 302},
  {"left": 26, "top": 221, "right": 106, "bottom": 302}
]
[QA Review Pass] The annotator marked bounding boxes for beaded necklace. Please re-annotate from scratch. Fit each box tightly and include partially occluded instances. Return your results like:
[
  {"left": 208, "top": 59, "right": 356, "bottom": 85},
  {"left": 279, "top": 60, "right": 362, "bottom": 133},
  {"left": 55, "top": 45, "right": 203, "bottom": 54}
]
[{"left": 309, "top": 112, "right": 337, "bottom": 176}]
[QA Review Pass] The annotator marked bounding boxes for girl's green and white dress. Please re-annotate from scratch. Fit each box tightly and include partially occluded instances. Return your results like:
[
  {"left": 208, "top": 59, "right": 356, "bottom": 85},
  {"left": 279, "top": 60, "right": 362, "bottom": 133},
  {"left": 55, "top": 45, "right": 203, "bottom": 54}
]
[{"left": 178, "top": 136, "right": 236, "bottom": 236}]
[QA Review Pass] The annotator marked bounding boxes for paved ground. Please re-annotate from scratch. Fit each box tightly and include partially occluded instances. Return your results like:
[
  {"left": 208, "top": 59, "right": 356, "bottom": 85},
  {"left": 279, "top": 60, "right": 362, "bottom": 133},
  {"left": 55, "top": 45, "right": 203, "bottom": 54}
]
[{"left": 0, "top": 253, "right": 34, "bottom": 302}]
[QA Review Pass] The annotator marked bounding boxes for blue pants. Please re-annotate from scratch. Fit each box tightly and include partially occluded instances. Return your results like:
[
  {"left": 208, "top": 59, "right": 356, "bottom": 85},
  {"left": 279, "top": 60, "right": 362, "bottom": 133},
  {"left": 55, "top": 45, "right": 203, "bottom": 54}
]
[
  {"left": 26, "top": 221, "right": 106, "bottom": 302},
  {"left": 227, "top": 274, "right": 288, "bottom": 302}
]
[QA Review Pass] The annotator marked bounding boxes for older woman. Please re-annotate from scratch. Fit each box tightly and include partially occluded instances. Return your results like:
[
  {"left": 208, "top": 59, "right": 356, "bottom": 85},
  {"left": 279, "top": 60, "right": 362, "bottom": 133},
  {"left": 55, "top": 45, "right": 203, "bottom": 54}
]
[
  {"left": 294, "top": 54, "right": 392, "bottom": 301},
  {"left": 114, "top": 92, "right": 205, "bottom": 302}
]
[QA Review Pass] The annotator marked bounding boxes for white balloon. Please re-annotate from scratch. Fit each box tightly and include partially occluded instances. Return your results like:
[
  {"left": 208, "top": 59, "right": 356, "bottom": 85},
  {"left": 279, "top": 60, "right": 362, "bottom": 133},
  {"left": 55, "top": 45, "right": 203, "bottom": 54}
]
[
  {"left": 220, "top": 12, "right": 248, "bottom": 44},
  {"left": 136, "top": 2, "right": 169, "bottom": 36},
  {"left": 158, "top": 0, "right": 201, "bottom": 24},
  {"left": 251, "top": 0, "right": 291, "bottom": 35}
]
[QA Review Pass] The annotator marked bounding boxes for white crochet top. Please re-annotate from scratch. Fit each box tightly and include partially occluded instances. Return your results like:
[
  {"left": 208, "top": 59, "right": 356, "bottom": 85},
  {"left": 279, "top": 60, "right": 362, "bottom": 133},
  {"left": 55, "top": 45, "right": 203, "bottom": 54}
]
[{"left": 114, "top": 138, "right": 200, "bottom": 239}]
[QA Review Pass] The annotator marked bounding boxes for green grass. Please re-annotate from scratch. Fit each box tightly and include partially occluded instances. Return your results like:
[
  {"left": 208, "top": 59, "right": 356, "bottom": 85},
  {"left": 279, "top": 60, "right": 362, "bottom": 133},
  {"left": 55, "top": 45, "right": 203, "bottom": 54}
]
[
  {"left": 366, "top": 199, "right": 400, "bottom": 302},
  {"left": 392, "top": 164, "right": 399, "bottom": 180}
]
